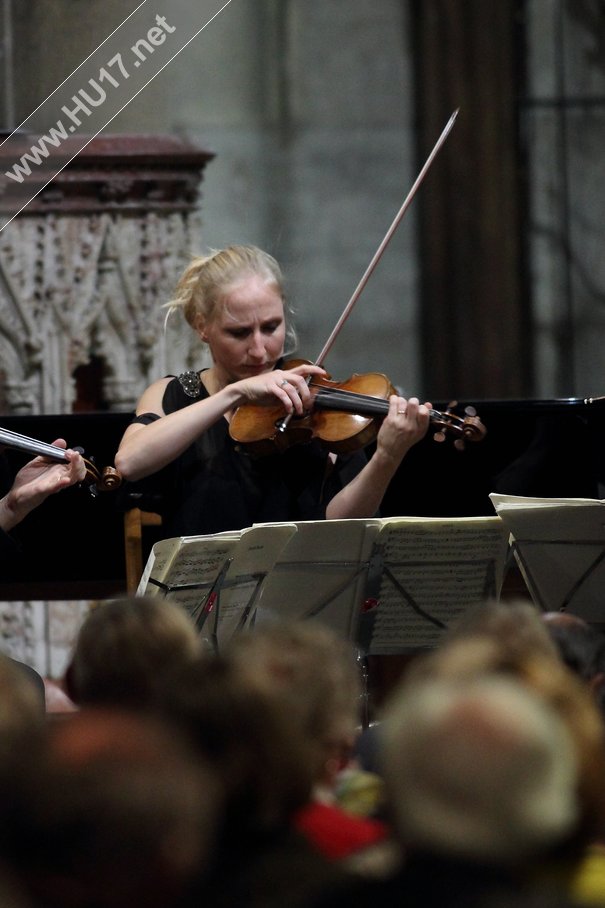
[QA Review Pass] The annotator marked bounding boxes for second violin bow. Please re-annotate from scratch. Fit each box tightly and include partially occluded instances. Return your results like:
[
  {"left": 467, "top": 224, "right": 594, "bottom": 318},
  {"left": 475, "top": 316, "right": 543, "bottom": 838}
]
[{"left": 275, "top": 108, "right": 459, "bottom": 437}]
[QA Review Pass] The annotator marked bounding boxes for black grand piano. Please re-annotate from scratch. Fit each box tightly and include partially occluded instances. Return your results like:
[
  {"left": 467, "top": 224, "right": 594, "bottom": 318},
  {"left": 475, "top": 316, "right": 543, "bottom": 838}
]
[
  {"left": 381, "top": 395, "right": 605, "bottom": 518},
  {"left": 1, "top": 397, "right": 604, "bottom": 600}
]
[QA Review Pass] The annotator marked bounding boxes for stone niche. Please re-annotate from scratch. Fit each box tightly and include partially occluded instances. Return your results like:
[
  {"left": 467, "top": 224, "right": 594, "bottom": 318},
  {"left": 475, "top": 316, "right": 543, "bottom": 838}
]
[
  {"left": 0, "top": 134, "right": 214, "bottom": 679},
  {"left": 0, "top": 133, "right": 214, "bottom": 414}
]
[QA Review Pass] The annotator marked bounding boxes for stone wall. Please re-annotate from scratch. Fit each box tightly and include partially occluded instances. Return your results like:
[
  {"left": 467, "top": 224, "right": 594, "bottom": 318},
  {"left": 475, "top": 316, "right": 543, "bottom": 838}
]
[{"left": 525, "top": 0, "right": 605, "bottom": 397}]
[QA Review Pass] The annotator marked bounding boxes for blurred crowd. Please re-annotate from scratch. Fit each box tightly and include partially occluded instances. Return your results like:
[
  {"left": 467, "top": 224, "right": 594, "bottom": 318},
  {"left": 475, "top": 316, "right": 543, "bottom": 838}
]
[{"left": 1, "top": 595, "right": 605, "bottom": 908}]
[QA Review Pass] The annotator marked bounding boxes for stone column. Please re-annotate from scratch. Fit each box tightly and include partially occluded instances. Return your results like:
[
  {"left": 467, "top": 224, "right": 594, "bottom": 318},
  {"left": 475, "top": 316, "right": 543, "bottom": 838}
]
[{"left": 412, "top": 0, "right": 527, "bottom": 399}]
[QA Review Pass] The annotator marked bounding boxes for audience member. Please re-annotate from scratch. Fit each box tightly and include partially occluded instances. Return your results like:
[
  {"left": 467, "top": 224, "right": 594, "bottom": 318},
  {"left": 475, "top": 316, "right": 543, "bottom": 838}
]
[
  {"left": 406, "top": 635, "right": 605, "bottom": 848},
  {"left": 539, "top": 611, "right": 605, "bottom": 903},
  {"left": 542, "top": 611, "right": 605, "bottom": 706},
  {"left": 0, "top": 707, "right": 219, "bottom": 908},
  {"left": 227, "top": 621, "right": 393, "bottom": 872},
  {"left": 155, "top": 653, "right": 350, "bottom": 908},
  {"left": 448, "top": 597, "right": 560, "bottom": 661},
  {"left": 383, "top": 673, "right": 578, "bottom": 859},
  {"left": 313, "top": 674, "right": 587, "bottom": 908},
  {"left": 2, "top": 656, "right": 45, "bottom": 715},
  {"left": 377, "top": 674, "right": 584, "bottom": 907},
  {"left": 395, "top": 598, "right": 605, "bottom": 907},
  {"left": 64, "top": 595, "right": 203, "bottom": 710},
  {"left": 0, "top": 655, "right": 59, "bottom": 905},
  {"left": 0, "top": 650, "right": 45, "bottom": 754}
]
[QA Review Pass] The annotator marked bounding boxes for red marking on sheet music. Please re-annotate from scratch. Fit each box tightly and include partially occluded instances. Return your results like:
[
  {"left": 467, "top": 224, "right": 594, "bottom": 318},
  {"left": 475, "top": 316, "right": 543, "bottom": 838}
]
[{"left": 362, "top": 598, "right": 379, "bottom": 612}]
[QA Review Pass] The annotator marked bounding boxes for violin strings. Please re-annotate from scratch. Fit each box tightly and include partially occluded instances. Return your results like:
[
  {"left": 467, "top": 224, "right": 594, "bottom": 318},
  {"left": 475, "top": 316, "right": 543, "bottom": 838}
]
[
  {"left": 311, "top": 386, "right": 389, "bottom": 416},
  {"left": 306, "top": 384, "right": 467, "bottom": 434},
  {"left": 312, "top": 388, "right": 462, "bottom": 423}
]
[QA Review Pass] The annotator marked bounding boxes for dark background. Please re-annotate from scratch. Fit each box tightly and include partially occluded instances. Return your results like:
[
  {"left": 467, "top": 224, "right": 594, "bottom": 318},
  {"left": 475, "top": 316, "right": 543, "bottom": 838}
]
[{"left": 2, "top": 396, "right": 604, "bottom": 599}]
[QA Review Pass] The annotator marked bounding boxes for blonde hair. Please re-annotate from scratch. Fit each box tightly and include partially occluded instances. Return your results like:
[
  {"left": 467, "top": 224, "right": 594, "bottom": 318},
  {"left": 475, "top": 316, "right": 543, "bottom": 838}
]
[{"left": 164, "top": 245, "right": 297, "bottom": 353}]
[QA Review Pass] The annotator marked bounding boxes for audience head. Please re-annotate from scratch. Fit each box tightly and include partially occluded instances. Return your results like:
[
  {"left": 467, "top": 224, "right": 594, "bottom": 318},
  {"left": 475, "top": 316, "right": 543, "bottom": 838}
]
[
  {"left": 2, "top": 708, "right": 219, "bottom": 908},
  {"left": 405, "top": 617, "right": 605, "bottom": 850},
  {"left": 227, "top": 620, "right": 362, "bottom": 786},
  {"left": 380, "top": 675, "right": 579, "bottom": 866},
  {"left": 156, "top": 653, "right": 314, "bottom": 840},
  {"left": 5, "top": 658, "right": 46, "bottom": 714},
  {"left": 448, "top": 597, "right": 560, "bottom": 661},
  {"left": 542, "top": 611, "right": 605, "bottom": 690},
  {"left": 0, "top": 653, "right": 45, "bottom": 742},
  {"left": 64, "top": 595, "right": 202, "bottom": 710},
  {"left": 0, "top": 654, "right": 47, "bottom": 906}
]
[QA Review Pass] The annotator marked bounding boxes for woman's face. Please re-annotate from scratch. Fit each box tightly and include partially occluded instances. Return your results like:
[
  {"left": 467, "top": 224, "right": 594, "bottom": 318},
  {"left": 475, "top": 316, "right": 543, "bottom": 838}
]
[{"left": 199, "top": 274, "right": 287, "bottom": 384}]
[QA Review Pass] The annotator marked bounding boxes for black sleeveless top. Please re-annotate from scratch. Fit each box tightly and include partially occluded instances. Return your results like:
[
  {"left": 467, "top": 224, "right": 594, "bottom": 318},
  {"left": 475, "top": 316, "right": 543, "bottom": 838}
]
[{"left": 125, "top": 370, "right": 368, "bottom": 538}]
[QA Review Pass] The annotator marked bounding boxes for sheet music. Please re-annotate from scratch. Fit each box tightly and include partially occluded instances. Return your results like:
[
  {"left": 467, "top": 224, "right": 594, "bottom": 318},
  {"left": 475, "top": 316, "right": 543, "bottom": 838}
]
[
  {"left": 137, "top": 524, "right": 297, "bottom": 648},
  {"left": 366, "top": 517, "right": 509, "bottom": 654},
  {"left": 490, "top": 494, "right": 605, "bottom": 619},
  {"left": 208, "top": 523, "right": 298, "bottom": 646},
  {"left": 255, "top": 519, "right": 381, "bottom": 639},
  {"left": 138, "top": 516, "right": 509, "bottom": 652},
  {"left": 137, "top": 537, "right": 171, "bottom": 595},
  {"left": 138, "top": 533, "right": 240, "bottom": 616}
]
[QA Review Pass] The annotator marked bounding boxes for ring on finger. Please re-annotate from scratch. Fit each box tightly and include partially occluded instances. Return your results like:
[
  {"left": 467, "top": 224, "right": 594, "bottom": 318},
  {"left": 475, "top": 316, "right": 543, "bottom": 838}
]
[
  {"left": 280, "top": 379, "right": 290, "bottom": 388},
  {"left": 397, "top": 409, "right": 406, "bottom": 415}
]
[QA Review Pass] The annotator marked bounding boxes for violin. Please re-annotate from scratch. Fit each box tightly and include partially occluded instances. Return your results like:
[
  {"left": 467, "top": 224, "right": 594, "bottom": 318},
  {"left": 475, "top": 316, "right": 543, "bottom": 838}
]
[
  {"left": 0, "top": 425, "right": 122, "bottom": 495},
  {"left": 229, "top": 359, "right": 486, "bottom": 457}
]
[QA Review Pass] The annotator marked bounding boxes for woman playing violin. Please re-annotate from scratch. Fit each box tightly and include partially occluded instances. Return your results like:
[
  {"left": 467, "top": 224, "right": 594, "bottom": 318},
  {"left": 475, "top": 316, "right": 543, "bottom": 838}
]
[{"left": 115, "top": 245, "right": 431, "bottom": 537}]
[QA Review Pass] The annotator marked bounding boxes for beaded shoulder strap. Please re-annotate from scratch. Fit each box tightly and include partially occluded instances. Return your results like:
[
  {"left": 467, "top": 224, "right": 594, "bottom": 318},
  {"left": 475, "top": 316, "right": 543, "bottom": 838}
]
[{"left": 177, "top": 371, "right": 202, "bottom": 398}]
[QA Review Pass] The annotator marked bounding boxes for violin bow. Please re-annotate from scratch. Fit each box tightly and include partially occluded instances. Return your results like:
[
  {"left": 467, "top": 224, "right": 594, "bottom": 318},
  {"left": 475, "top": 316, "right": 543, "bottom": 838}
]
[
  {"left": 0, "top": 426, "right": 72, "bottom": 462},
  {"left": 276, "top": 109, "right": 458, "bottom": 436},
  {"left": 0, "top": 425, "right": 122, "bottom": 493},
  {"left": 315, "top": 108, "right": 459, "bottom": 367}
]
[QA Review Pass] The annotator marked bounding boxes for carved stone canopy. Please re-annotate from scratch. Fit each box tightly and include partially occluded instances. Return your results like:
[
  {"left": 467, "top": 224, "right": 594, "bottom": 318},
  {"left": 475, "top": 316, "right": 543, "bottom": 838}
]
[
  {"left": 0, "top": 132, "right": 215, "bottom": 214},
  {"left": 0, "top": 133, "right": 215, "bottom": 415}
]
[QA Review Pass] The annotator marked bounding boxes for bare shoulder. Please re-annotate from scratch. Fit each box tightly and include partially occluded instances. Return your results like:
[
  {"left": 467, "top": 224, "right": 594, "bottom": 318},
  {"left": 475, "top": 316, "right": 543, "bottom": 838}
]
[{"left": 135, "top": 376, "right": 173, "bottom": 416}]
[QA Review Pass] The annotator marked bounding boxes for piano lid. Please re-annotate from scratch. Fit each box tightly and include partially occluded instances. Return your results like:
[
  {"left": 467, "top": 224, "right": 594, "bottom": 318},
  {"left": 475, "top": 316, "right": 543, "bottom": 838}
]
[
  {"left": 0, "top": 398, "right": 604, "bottom": 595},
  {"left": 380, "top": 395, "right": 605, "bottom": 519},
  {"left": 444, "top": 395, "right": 605, "bottom": 414}
]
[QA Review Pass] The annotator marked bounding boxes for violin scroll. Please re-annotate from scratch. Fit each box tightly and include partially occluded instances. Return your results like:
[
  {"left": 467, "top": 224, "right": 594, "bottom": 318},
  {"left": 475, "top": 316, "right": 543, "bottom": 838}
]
[
  {"left": 82, "top": 458, "right": 123, "bottom": 495},
  {"left": 96, "top": 465, "right": 122, "bottom": 492},
  {"left": 430, "top": 402, "right": 487, "bottom": 450}
]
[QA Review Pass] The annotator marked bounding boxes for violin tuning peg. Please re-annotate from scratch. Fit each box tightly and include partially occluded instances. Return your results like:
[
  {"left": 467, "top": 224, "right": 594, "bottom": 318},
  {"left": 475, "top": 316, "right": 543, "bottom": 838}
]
[
  {"left": 447, "top": 400, "right": 458, "bottom": 412},
  {"left": 454, "top": 438, "right": 466, "bottom": 452},
  {"left": 433, "top": 431, "right": 446, "bottom": 443},
  {"left": 464, "top": 406, "right": 477, "bottom": 417}
]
